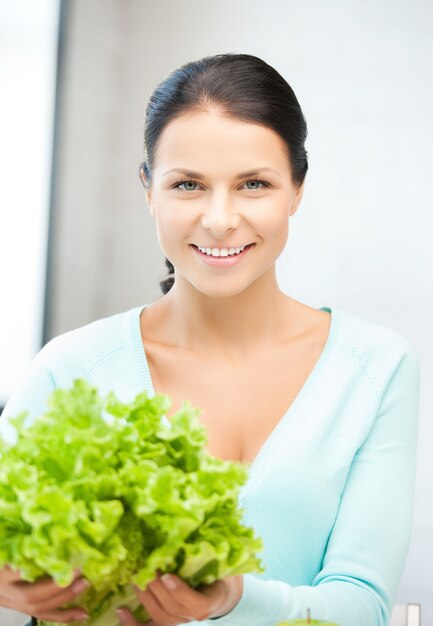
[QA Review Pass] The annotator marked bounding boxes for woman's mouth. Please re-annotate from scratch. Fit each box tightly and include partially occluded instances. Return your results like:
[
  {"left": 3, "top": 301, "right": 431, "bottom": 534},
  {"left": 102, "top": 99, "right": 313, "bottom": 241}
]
[{"left": 190, "top": 243, "right": 255, "bottom": 267}]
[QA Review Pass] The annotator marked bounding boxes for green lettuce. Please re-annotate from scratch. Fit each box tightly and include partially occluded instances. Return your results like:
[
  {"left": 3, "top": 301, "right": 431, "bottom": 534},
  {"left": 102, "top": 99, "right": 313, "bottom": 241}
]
[{"left": 0, "top": 379, "right": 263, "bottom": 625}]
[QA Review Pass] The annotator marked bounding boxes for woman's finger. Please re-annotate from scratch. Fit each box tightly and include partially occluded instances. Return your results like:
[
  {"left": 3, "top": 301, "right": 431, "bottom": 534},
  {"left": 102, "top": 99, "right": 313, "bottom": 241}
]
[
  {"left": 0, "top": 599, "right": 89, "bottom": 625},
  {"left": 133, "top": 586, "right": 186, "bottom": 625},
  {"left": 0, "top": 566, "right": 22, "bottom": 584},
  {"left": 134, "top": 586, "right": 170, "bottom": 623},
  {"left": 10, "top": 571, "right": 84, "bottom": 606},
  {"left": 145, "top": 575, "right": 192, "bottom": 617},
  {"left": 28, "top": 577, "right": 90, "bottom": 614},
  {"left": 116, "top": 606, "right": 143, "bottom": 625},
  {"left": 144, "top": 573, "right": 210, "bottom": 620},
  {"left": 8, "top": 578, "right": 89, "bottom": 612},
  {"left": 34, "top": 608, "right": 88, "bottom": 623}
]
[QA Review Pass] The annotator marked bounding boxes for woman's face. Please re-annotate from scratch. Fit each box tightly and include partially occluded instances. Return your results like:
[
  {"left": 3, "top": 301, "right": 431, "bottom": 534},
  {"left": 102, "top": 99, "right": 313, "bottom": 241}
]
[{"left": 142, "top": 109, "right": 304, "bottom": 298}]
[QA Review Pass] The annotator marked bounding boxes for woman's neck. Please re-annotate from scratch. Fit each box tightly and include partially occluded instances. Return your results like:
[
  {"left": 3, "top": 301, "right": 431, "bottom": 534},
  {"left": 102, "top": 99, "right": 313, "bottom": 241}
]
[{"left": 153, "top": 274, "right": 298, "bottom": 360}]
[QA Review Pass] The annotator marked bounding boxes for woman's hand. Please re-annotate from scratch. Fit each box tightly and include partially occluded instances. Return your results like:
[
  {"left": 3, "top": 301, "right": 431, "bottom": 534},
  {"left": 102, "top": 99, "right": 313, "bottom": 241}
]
[
  {"left": 0, "top": 565, "right": 90, "bottom": 623},
  {"left": 116, "top": 572, "right": 243, "bottom": 625}
]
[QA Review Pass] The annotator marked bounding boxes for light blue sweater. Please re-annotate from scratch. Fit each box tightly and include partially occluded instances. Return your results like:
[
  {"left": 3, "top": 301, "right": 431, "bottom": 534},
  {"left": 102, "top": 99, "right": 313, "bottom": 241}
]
[{"left": 0, "top": 304, "right": 420, "bottom": 626}]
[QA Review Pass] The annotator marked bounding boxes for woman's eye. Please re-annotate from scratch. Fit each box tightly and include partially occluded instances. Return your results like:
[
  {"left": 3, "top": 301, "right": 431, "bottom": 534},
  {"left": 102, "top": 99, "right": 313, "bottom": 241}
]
[
  {"left": 172, "top": 179, "right": 270, "bottom": 192},
  {"left": 243, "top": 179, "right": 269, "bottom": 190},
  {"left": 173, "top": 180, "right": 200, "bottom": 191}
]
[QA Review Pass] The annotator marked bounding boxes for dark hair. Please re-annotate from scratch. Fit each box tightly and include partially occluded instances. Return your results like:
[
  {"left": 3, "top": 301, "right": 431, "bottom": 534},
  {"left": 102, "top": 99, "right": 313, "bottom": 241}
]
[{"left": 139, "top": 52, "right": 308, "bottom": 295}]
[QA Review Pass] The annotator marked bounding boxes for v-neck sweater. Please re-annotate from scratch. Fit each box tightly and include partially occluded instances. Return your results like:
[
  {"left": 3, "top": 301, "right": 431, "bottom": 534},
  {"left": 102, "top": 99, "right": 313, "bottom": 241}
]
[{"left": 0, "top": 304, "right": 420, "bottom": 626}]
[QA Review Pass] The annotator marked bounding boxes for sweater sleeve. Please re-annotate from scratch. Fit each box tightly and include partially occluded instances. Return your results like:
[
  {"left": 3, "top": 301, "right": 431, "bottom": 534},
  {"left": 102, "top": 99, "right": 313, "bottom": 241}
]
[
  {"left": 209, "top": 341, "right": 421, "bottom": 626},
  {"left": 0, "top": 341, "right": 57, "bottom": 443}
]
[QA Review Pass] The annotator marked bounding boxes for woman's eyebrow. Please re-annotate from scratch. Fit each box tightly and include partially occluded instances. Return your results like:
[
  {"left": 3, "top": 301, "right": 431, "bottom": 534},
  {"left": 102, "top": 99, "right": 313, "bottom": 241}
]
[{"left": 163, "top": 167, "right": 282, "bottom": 179}]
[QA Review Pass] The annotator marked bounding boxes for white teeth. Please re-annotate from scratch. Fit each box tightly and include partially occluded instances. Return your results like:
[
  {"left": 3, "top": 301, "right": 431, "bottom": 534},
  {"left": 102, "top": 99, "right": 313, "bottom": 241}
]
[{"left": 197, "top": 245, "right": 247, "bottom": 257}]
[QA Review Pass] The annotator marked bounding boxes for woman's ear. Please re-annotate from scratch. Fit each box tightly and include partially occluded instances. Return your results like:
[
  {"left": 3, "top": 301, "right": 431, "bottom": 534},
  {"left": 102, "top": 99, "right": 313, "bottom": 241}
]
[
  {"left": 289, "top": 181, "right": 305, "bottom": 216},
  {"left": 139, "top": 165, "right": 155, "bottom": 217}
]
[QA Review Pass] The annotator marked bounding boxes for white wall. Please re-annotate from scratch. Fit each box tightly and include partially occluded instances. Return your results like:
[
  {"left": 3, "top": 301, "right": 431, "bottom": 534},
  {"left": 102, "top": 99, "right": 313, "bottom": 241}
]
[{"left": 0, "top": 0, "right": 59, "bottom": 405}]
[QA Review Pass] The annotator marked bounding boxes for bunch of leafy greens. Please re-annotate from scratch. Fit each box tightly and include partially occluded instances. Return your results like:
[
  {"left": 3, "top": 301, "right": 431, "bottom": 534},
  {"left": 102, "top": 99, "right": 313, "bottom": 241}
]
[{"left": 0, "top": 379, "right": 263, "bottom": 626}]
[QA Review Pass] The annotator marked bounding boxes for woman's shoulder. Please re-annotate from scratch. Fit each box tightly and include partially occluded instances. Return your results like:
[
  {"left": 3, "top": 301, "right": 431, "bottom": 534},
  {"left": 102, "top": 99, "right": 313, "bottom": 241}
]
[
  {"left": 23, "top": 304, "right": 146, "bottom": 388},
  {"left": 0, "top": 305, "right": 147, "bottom": 442},
  {"left": 332, "top": 305, "right": 420, "bottom": 391},
  {"left": 44, "top": 305, "right": 142, "bottom": 359}
]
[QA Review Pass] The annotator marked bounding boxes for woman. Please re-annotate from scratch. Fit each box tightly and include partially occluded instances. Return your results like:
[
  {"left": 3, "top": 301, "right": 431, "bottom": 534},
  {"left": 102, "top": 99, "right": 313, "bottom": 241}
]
[{"left": 0, "top": 53, "right": 420, "bottom": 626}]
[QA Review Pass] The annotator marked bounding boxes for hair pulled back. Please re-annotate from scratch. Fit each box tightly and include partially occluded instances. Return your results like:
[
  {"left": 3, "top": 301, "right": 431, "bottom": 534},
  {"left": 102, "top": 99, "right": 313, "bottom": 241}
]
[{"left": 140, "top": 53, "right": 308, "bottom": 295}]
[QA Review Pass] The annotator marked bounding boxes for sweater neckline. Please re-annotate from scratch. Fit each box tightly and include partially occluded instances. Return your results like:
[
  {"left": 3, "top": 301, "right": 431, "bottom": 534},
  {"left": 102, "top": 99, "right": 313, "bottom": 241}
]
[
  {"left": 129, "top": 303, "right": 340, "bottom": 485},
  {"left": 242, "top": 305, "right": 339, "bottom": 491}
]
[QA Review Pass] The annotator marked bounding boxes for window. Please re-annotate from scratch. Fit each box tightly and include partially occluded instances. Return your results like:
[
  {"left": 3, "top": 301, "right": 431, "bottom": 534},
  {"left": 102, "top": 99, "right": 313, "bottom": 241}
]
[{"left": 0, "top": 0, "right": 60, "bottom": 408}]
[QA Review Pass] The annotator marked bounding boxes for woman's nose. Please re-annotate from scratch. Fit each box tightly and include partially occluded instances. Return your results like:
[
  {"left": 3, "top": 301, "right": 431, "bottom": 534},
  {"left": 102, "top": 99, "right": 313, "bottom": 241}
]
[{"left": 200, "top": 193, "right": 241, "bottom": 234}]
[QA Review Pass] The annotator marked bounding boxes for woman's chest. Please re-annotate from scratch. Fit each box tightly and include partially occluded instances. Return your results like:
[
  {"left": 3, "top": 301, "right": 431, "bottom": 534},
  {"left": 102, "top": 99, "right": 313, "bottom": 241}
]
[{"left": 143, "top": 331, "right": 328, "bottom": 465}]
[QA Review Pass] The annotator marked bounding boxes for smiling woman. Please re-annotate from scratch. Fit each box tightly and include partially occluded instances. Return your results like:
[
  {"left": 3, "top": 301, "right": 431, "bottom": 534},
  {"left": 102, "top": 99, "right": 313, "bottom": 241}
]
[
  {"left": 0, "top": 52, "right": 420, "bottom": 626},
  {"left": 141, "top": 111, "right": 305, "bottom": 305},
  {"left": 138, "top": 53, "right": 308, "bottom": 296}
]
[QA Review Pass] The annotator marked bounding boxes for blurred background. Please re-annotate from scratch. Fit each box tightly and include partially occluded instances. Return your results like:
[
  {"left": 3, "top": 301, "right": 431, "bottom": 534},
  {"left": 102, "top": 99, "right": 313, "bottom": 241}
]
[{"left": 0, "top": 0, "right": 432, "bottom": 624}]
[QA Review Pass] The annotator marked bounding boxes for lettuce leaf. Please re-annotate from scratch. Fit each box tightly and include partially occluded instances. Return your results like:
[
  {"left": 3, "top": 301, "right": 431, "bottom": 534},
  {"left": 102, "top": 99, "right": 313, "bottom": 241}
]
[{"left": 0, "top": 379, "right": 263, "bottom": 625}]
